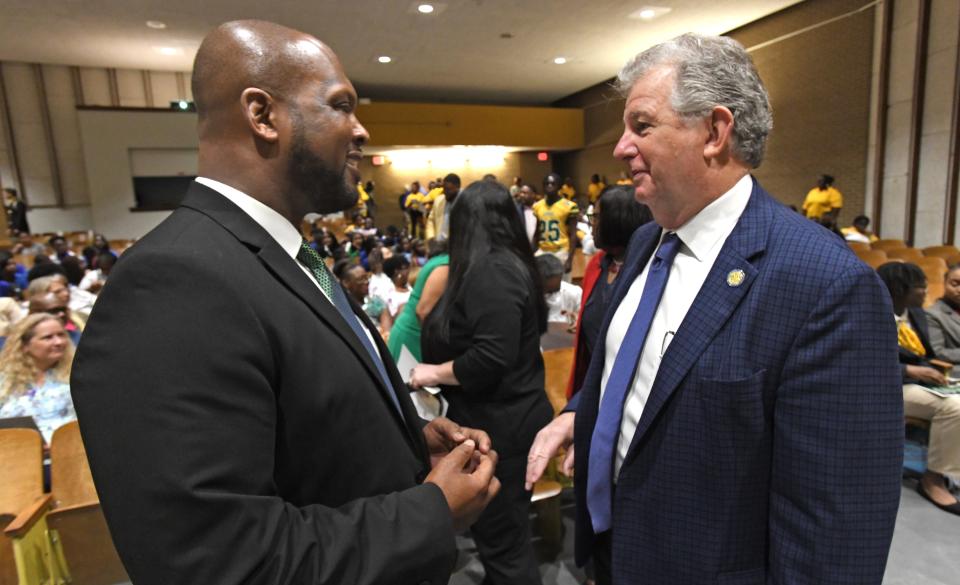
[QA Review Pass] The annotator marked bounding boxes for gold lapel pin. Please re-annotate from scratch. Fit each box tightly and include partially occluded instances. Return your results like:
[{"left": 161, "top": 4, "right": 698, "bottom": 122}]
[{"left": 726, "top": 269, "right": 746, "bottom": 287}]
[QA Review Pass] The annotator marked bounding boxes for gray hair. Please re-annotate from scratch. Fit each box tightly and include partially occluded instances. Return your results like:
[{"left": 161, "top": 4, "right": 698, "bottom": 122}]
[
  {"left": 616, "top": 33, "right": 773, "bottom": 168},
  {"left": 535, "top": 254, "right": 564, "bottom": 279}
]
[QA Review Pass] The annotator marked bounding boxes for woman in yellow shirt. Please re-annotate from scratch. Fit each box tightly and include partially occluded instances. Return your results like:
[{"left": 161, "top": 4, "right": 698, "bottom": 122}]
[{"left": 802, "top": 174, "right": 843, "bottom": 220}]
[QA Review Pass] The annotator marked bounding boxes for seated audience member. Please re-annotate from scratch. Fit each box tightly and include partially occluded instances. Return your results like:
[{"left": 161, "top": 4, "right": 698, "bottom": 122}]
[
  {"left": 333, "top": 259, "right": 392, "bottom": 337},
  {"left": 26, "top": 274, "right": 90, "bottom": 332},
  {"left": 387, "top": 245, "right": 449, "bottom": 362},
  {"left": 926, "top": 264, "right": 960, "bottom": 362},
  {"left": 11, "top": 232, "right": 46, "bottom": 260},
  {"left": 568, "top": 186, "right": 653, "bottom": 397},
  {"left": 382, "top": 255, "right": 412, "bottom": 318},
  {"left": 0, "top": 313, "right": 74, "bottom": 442},
  {"left": 367, "top": 247, "right": 393, "bottom": 302},
  {"left": 60, "top": 255, "right": 86, "bottom": 287},
  {"left": 47, "top": 235, "right": 75, "bottom": 263},
  {"left": 79, "top": 252, "right": 117, "bottom": 293},
  {"left": 344, "top": 231, "right": 364, "bottom": 261},
  {"left": 877, "top": 262, "right": 960, "bottom": 514},
  {"left": 842, "top": 215, "right": 878, "bottom": 243},
  {"left": 81, "top": 233, "right": 116, "bottom": 269},
  {"left": 0, "top": 251, "right": 29, "bottom": 298},
  {"left": 28, "top": 291, "right": 81, "bottom": 346},
  {"left": 536, "top": 253, "right": 581, "bottom": 326}
]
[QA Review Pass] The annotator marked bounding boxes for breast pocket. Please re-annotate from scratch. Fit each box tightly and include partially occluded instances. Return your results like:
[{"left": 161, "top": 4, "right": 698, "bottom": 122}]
[{"left": 693, "top": 369, "right": 769, "bottom": 465}]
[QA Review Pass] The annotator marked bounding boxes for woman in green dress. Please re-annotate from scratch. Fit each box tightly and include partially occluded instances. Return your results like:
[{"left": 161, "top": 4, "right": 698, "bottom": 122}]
[{"left": 387, "top": 251, "right": 449, "bottom": 361}]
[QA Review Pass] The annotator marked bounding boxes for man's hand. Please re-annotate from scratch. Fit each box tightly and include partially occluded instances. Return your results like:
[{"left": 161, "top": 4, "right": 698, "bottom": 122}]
[
  {"left": 426, "top": 440, "right": 501, "bottom": 532},
  {"left": 906, "top": 364, "right": 947, "bottom": 386},
  {"left": 423, "top": 416, "right": 492, "bottom": 468},
  {"left": 525, "top": 412, "right": 575, "bottom": 490}
]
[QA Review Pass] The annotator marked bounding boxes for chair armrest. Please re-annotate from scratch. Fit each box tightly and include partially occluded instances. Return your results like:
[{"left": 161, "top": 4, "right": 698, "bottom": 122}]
[
  {"left": 929, "top": 358, "right": 954, "bottom": 374},
  {"left": 3, "top": 494, "right": 53, "bottom": 537}
]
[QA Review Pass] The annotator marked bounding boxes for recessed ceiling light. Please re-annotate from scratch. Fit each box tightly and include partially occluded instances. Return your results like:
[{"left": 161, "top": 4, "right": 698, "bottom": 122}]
[
  {"left": 154, "top": 47, "right": 182, "bottom": 56},
  {"left": 417, "top": 4, "right": 435, "bottom": 13},
  {"left": 378, "top": 55, "right": 392, "bottom": 64},
  {"left": 146, "top": 20, "right": 167, "bottom": 29},
  {"left": 553, "top": 57, "right": 567, "bottom": 65},
  {"left": 629, "top": 6, "right": 671, "bottom": 20}
]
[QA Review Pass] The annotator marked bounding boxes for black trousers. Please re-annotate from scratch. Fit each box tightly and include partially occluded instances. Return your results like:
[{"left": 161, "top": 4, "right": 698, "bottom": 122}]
[
  {"left": 592, "top": 531, "right": 613, "bottom": 585},
  {"left": 470, "top": 454, "right": 542, "bottom": 585}
]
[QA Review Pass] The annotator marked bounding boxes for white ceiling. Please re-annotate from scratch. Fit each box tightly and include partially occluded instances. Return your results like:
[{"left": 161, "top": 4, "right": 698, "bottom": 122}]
[{"left": 0, "top": 0, "right": 803, "bottom": 105}]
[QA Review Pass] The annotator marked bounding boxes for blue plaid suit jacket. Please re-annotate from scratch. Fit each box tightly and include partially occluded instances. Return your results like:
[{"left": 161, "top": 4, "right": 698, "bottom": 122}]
[{"left": 572, "top": 178, "right": 903, "bottom": 584}]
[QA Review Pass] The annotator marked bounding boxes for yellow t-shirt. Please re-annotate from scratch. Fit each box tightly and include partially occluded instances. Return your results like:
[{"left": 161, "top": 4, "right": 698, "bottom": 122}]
[
  {"left": 424, "top": 187, "right": 443, "bottom": 205},
  {"left": 802, "top": 186, "right": 843, "bottom": 219},
  {"left": 404, "top": 192, "right": 427, "bottom": 212},
  {"left": 587, "top": 182, "right": 606, "bottom": 204},
  {"left": 533, "top": 198, "right": 580, "bottom": 252},
  {"left": 356, "top": 182, "right": 370, "bottom": 202},
  {"left": 559, "top": 185, "right": 577, "bottom": 200}
]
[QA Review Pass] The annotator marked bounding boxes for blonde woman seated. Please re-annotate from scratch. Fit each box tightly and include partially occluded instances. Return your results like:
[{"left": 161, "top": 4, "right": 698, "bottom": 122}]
[{"left": 0, "top": 313, "right": 74, "bottom": 442}]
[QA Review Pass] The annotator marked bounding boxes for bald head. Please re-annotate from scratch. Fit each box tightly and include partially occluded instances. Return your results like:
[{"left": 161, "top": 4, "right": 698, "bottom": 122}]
[{"left": 192, "top": 20, "right": 337, "bottom": 129}]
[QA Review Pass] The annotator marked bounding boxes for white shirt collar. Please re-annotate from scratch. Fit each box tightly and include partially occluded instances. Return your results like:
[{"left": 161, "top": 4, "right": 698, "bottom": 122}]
[
  {"left": 671, "top": 174, "right": 753, "bottom": 261},
  {"left": 195, "top": 177, "right": 303, "bottom": 261}
]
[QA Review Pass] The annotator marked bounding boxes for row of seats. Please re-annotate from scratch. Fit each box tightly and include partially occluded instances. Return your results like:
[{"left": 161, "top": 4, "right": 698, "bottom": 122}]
[
  {"left": 850, "top": 241, "right": 958, "bottom": 307},
  {"left": 0, "top": 422, "right": 127, "bottom": 585}
]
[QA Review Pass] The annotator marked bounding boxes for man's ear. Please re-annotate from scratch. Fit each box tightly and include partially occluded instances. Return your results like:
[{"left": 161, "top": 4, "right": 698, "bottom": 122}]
[
  {"left": 241, "top": 88, "right": 279, "bottom": 143},
  {"left": 703, "top": 105, "right": 735, "bottom": 160}
]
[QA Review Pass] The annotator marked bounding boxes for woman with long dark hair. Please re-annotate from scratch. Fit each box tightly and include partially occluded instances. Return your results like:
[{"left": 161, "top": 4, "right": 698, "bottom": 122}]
[
  {"left": 410, "top": 180, "right": 550, "bottom": 585},
  {"left": 568, "top": 185, "right": 652, "bottom": 397}
]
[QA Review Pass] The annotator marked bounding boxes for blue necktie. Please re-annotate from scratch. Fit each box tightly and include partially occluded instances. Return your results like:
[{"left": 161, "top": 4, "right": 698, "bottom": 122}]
[
  {"left": 587, "top": 232, "right": 682, "bottom": 533},
  {"left": 297, "top": 242, "right": 404, "bottom": 418}
]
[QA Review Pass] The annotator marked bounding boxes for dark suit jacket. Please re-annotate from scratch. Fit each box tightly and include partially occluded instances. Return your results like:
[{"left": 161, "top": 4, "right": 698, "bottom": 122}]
[
  {"left": 71, "top": 182, "right": 455, "bottom": 585},
  {"left": 422, "top": 252, "right": 552, "bottom": 459},
  {"left": 572, "top": 179, "right": 903, "bottom": 584}
]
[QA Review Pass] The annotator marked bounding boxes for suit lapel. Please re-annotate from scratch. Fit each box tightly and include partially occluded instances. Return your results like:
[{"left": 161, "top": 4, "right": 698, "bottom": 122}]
[
  {"left": 180, "top": 183, "right": 417, "bottom": 445},
  {"left": 623, "top": 181, "right": 772, "bottom": 462}
]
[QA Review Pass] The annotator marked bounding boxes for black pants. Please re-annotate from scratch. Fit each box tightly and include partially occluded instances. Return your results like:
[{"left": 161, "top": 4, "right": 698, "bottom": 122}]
[
  {"left": 470, "top": 454, "right": 542, "bottom": 585},
  {"left": 592, "top": 531, "right": 613, "bottom": 585}
]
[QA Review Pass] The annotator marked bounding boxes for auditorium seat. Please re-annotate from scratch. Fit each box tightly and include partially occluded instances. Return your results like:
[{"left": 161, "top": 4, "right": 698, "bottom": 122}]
[
  {"left": 917, "top": 256, "right": 948, "bottom": 282},
  {"left": 542, "top": 347, "right": 574, "bottom": 415},
  {"left": 570, "top": 249, "right": 588, "bottom": 287},
  {"left": 847, "top": 241, "right": 871, "bottom": 252},
  {"left": 0, "top": 427, "right": 66, "bottom": 585},
  {"left": 872, "top": 239, "right": 907, "bottom": 252},
  {"left": 46, "top": 421, "right": 129, "bottom": 585},
  {"left": 925, "top": 281, "right": 944, "bottom": 308},
  {"left": 922, "top": 245, "right": 960, "bottom": 260},
  {"left": 886, "top": 247, "right": 924, "bottom": 263},
  {"left": 854, "top": 248, "right": 888, "bottom": 269}
]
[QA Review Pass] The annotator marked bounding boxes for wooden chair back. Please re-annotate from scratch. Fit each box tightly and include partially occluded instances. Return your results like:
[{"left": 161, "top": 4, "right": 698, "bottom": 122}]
[
  {"left": 885, "top": 247, "right": 924, "bottom": 263},
  {"left": 872, "top": 239, "right": 907, "bottom": 252},
  {"left": 0, "top": 428, "right": 44, "bottom": 585},
  {"left": 0, "top": 429, "right": 44, "bottom": 516},
  {"left": 925, "top": 282, "right": 945, "bottom": 308},
  {"left": 847, "top": 241, "right": 871, "bottom": 252},
  {"left": 922, "top": 245, "right": 960, "bottom": 260},
  {"left": 570, "top": 250, "right": 588, "bottom": 286},
  {"left": 854, "top": 249, "right": 888, "bottom": 269},
  {"left": 917, "top": 256, "right": 948, "bottom": 284},
  {"left": 542, "top": 347, "right": 574, "bottom": 415},
  {"left": 50, "top": 421, "right": 98, "bottom": 507}
]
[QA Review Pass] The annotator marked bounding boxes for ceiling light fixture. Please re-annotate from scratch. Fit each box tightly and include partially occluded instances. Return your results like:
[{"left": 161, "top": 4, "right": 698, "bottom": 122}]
[
  {"left": 378, "top": 55, "right": 393, "bottom": 64},
  {"left": 417, "top": 4, "right": 435, "bottom": 14},
  {"left": 146, "top": 20, "right": 167, "bottom": 29},
  {"left": 553, "top": 57, "right": 567, "bottom": 65},
  {"left": 628, "top": 6, "right": 672, "bottom": 20},
  {"left": 154, "top": 47, "right": 182, "bottom": 56}
]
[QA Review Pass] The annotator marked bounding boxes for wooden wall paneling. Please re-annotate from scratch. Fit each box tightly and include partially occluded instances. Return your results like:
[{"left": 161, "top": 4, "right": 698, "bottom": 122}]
[
  {"left": 946, "top": 4, "right": 960, "bottom": 244},
  {"left": 905, "top": 0, "right": 931, "bottom": 245},
  {"left": 872, "top": 0, "right": 895, "bottom": 235},
  {"left": 0, "top": 64, "right": 25, "bottom": 198},
  {"left": 33, "top": 65, "right": 64, "bottom": 206}
]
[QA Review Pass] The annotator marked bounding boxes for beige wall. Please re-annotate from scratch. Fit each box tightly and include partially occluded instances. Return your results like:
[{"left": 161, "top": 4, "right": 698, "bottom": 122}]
[
  {"left": 874, "top": 0, "right": 960, "bottom": 244},
  {"left": 555, "top": 0, "right": 876, "bottom": 226}
]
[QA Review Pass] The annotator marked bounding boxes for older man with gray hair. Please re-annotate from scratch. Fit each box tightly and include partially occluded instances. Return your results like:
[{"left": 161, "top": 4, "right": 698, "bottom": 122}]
[{"left": 526, "top": 33, "right": 902, "bottom": 584}]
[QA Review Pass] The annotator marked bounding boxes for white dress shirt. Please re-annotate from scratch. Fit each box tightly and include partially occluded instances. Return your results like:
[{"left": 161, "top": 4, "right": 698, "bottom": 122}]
[
  {"left": 601, "top": 174, "right": 753, "bottom": 478},
  {"left": 195, "top": 177, "right": 381, "bottom": 354}
]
